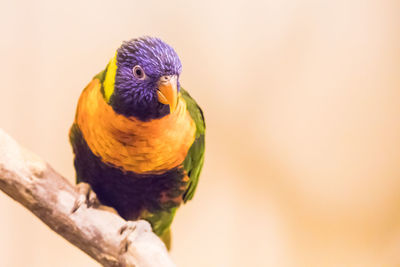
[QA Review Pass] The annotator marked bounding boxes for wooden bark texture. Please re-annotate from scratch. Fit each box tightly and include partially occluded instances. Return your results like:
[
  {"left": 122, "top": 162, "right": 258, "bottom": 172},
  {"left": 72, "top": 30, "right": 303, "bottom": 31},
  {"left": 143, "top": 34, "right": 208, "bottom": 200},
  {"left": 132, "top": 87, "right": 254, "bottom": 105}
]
[{"left": 0, "top": 128, "right": 176, "bottom": 267}]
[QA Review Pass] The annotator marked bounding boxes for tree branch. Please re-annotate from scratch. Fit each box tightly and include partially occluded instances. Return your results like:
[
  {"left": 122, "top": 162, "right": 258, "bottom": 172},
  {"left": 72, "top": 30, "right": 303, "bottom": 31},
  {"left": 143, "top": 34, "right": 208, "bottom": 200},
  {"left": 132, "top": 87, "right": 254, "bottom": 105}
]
[{"left": 0, "top": 128, "right": 176, "bottom": 267}]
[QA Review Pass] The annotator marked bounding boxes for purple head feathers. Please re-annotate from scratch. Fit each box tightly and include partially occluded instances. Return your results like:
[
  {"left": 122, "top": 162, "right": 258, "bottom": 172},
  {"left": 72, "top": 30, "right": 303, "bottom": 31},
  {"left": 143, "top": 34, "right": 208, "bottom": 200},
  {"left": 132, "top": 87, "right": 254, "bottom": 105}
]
[{"left": 110, "top": 36, "right": 182, "bottom": 121}]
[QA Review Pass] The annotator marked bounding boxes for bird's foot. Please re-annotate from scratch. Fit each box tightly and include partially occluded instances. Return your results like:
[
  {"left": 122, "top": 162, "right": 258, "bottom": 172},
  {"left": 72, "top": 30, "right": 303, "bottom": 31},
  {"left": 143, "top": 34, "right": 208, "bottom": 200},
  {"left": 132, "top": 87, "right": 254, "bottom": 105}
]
[
  {"left": 119, "top": 221, "right": 137, "bottom": 253},
  {"left": 118, "top": 220, "right": 152, "bottom": 254},
  {"left": 71, "top": 182, "right": 100, "bottom": 213}
]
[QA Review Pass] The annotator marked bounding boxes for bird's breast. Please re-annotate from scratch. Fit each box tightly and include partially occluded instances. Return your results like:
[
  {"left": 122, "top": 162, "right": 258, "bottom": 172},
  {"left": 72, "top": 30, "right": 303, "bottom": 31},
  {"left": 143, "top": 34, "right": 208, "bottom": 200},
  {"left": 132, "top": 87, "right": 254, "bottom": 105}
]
[{"left": 75, "top": 79, "right": 196, "bottom": 174}]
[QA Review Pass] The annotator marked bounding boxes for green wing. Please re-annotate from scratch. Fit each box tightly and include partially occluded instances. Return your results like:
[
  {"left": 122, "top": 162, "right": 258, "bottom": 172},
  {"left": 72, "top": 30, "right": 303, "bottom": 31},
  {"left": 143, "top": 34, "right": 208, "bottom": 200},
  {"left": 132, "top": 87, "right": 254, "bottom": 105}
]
[{"left": 181, "top": 88, "right": 205, "bottom": 203}]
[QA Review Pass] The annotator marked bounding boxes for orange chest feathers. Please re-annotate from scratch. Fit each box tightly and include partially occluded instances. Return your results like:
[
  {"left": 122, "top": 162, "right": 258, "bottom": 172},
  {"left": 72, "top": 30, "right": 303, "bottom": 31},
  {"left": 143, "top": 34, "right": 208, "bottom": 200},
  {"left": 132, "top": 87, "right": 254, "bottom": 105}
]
[{"left": 75, "top": 79, "right": 196, "bottom": 174}]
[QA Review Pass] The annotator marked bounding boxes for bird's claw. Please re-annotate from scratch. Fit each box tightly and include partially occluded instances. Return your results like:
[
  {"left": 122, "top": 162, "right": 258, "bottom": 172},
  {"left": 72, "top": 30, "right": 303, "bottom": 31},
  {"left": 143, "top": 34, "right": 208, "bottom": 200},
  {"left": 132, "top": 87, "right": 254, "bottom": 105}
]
[
  {"left": 118, "top": 221, "right": 137, "bottom": 254},
  {"left": 71, "top": 182, "right": 99, "bottom": 213}
]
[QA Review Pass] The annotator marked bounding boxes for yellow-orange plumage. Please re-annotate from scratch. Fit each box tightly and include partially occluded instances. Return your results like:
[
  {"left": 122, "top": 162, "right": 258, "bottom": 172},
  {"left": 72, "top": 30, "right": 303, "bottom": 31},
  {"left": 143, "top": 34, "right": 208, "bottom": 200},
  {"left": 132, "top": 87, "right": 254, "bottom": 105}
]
[
  {"left": 75, "top": 78, "right": 196, "bottom": 174},
  {"left": 70, "top": 37, "right": 205, "bottom": 250}
]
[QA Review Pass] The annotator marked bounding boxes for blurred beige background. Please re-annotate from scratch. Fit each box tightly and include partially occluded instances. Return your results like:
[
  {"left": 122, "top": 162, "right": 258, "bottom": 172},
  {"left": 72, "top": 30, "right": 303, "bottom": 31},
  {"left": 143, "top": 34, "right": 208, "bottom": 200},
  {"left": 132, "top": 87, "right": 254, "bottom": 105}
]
[{"left": 1, "top": 0, "right": 400, "bottom": 266}]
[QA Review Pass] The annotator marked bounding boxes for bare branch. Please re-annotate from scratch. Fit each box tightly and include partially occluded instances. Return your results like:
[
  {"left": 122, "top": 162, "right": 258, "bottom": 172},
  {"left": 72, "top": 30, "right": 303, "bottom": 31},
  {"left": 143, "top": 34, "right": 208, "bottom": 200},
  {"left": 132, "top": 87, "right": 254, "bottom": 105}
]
[{"left": 0, "top": 128, "right": 176, "bottom": 267}]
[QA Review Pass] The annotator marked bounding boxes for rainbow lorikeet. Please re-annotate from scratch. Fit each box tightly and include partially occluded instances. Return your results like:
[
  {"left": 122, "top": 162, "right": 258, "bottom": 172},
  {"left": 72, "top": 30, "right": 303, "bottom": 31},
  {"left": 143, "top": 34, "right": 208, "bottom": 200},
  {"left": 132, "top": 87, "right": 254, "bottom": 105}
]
[{"left": 69, "top": 37, "right": 205, "bottom": 248}]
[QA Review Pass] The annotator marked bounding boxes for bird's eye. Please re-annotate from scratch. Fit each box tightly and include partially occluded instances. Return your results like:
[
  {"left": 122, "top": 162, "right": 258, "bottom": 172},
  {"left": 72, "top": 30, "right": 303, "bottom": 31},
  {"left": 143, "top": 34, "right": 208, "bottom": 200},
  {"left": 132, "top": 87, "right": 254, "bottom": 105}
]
[{"left": 132, "top": 65, "right": 146, "bottom": 80}]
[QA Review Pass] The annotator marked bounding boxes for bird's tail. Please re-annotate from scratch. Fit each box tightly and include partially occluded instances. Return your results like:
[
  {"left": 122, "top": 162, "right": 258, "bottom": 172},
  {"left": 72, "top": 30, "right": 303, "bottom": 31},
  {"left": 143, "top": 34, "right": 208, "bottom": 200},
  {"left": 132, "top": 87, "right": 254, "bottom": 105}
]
[{"left": 161, "top": 228, "right": 172, "bottom": 250}]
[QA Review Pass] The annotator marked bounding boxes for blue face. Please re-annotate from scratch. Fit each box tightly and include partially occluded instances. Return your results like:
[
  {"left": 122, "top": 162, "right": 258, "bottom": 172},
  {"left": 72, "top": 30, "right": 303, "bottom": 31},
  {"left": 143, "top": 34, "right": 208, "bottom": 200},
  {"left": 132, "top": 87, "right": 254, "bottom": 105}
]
[{"left": 110, "top": 37, "right": 182, "bottom": 121}]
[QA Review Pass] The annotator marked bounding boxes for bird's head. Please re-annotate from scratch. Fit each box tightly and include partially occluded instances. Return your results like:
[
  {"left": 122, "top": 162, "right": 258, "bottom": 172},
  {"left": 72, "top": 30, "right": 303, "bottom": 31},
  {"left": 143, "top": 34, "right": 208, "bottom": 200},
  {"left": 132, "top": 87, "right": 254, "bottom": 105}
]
[{"left": 102, "top": 37, "right": 182, "bottom": 121}]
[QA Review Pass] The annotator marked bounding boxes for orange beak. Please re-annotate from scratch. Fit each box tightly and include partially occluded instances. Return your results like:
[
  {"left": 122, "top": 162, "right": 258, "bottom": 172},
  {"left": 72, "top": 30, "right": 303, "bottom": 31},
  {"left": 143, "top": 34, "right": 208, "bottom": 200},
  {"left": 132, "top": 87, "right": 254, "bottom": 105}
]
[{"left": 157, "top": 75, "right": 178, "bottom": 113}]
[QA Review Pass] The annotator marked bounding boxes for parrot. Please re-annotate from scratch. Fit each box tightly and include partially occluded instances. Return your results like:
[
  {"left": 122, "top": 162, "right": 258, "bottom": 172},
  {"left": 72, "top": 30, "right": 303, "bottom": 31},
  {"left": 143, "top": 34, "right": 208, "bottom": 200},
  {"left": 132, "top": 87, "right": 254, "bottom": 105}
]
[{"left": 69, "top": 36, "right": 205, "bottom": 249}]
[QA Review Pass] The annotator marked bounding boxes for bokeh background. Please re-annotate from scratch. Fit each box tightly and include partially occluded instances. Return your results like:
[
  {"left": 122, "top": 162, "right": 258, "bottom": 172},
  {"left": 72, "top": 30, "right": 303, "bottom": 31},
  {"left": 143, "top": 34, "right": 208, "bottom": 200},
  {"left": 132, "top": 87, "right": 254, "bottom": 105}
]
[{"left": 1, "top": 0, "right": 400, "bottom": 266}]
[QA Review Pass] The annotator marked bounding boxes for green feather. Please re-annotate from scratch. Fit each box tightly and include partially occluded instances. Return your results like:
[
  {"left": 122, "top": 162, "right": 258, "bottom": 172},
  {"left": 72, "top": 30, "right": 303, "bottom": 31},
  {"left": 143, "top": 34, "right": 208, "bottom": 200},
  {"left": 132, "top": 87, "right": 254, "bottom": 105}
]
[
  {"left": 181, "top": 88, "right": 206, "bottom": 202},
  {"left": 93, "top": 68, "right": 107, "bottom": 81}
]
